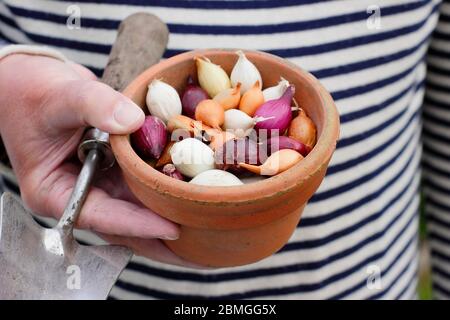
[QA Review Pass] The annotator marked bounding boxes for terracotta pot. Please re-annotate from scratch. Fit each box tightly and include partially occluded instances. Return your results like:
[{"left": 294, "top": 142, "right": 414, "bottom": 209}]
[{"left": 110, "top": 49, "right": 340, "bottom": 267}]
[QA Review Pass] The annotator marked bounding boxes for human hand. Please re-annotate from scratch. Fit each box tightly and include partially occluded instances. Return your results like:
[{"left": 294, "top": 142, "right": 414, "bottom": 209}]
[{"left": 0, "top": 54, "right": 197, "bottom": 267}]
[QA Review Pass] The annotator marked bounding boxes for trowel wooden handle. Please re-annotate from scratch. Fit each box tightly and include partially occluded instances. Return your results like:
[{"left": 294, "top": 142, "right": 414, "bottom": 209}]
[
  {"left": 78, "top": 13, "right": 169, "bottom": 169},
  {"left": 101, "top": 12, "right": 169, "bottom": 91}
]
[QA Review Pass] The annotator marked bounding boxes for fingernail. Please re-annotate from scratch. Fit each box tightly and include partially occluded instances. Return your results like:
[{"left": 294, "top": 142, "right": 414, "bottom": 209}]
[
  {"left": 161, "top": 234, "right": 179, "bottom": 241},
  {"left": 113, "top": 101, "right": 144, "bottom": 129}
]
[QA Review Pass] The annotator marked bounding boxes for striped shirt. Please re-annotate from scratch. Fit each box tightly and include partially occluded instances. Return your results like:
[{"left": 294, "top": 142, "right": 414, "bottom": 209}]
[{"left": 0, "top": 0, "right": 449, "bottom": 299}]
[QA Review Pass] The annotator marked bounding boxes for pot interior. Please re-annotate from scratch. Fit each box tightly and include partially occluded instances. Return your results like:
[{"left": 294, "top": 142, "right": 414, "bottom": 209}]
[{"left": 128, "top": 51, "right": 325, "bottom": 138}]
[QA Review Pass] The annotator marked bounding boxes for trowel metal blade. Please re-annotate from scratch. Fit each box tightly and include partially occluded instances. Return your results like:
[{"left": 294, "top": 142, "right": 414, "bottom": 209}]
[{"left": 0, "top": 192, "right": 132, "bottom": 300}]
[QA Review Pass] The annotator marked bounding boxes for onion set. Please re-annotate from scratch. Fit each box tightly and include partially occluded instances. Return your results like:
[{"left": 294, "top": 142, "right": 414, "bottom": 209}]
[
  {"left": 288, "top": 109, "right": 317, "bottom": 148},
  {"left": 224, "top": 109, "right": 270, "bottom": 138},
  {"left": 190, "top": 169, "right": 243, "bottom": 186},
  {"left": 254, "top": 85, "right": 295, "bottom": 135},
  {"left": 181, "top": 76, "right": 209, "bottom": 118},
  {"left": 146, "top": 79, "right": 182, "bottom": 124},
  {"left": 239, "top": 80, "right": 264, "bottom": 116},
  {"left": 231, "top": 50, "right": 262, "bottom": 94},
  {"left": 263, "top": 77, "right": 290, "bottom": 102},
  {"left": 195, "top": 99, "right": 225, "bottom": 129},
  {"left": 162, "top": 164, "right": 184, "bottom": 181},
  {"left": 196, "top": 56, "right": 231, "bottom": 97},
  {"left": 131, "top": 115, "right": 167, "bottom": 159},
  {"left": 213, "top": 83, "right": 241, "bottom": 110},
  {"left": 239, "top": 149, "right": 303, "bottom": 176},
  {"left": 266, "top": 136, "right": 311, "bottom": 157}
]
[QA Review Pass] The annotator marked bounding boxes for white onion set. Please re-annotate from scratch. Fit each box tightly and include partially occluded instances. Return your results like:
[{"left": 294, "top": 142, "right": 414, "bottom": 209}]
[
  {"left": 230, "top": 50, "right": 262, "bottom": 94},
  {"left": 263, "top": 77, "right": 290, "bottom": 102},
  {"left": 223, "top": 109, "right": 270, "bottom": 138},
  {"left": 190, "top": 169, "right": 243, "bottom": 186},
  {"left": 196, "top": 57, "right": 231, "bottom": 97},
  {"left": 169, "top": 138, "right": 215, "bottom": 178},
  {"left": 146, "top": 79, "right": 182, "bottom": 124}
]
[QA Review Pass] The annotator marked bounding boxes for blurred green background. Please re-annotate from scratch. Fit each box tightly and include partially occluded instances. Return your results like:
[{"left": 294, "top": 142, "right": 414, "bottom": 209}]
[{"left": 418, "top": 194, "right": 432, "bottom": 300}]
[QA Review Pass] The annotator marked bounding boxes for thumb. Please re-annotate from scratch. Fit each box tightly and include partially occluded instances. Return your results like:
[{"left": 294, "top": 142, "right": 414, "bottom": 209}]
[{"left": 46, "top": 79, "right": 145, "bottom": 134}]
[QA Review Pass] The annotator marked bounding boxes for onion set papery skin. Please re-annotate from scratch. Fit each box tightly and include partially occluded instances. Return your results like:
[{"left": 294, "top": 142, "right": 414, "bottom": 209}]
[
  {"left": 196, "top": 56, "right": 231, "bottom": 98},
  {"left": 254, "top": 85, "right": 295, "bottom": 136},
  {"left": 181, "top": 75, "right": 209, "bottom": 118},
  {"left": 230, "top": 50, "right": 262, "bottom": 94}
]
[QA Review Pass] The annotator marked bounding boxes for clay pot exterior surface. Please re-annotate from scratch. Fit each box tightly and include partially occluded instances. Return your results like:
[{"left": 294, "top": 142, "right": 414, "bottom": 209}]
[{"left": 110, "top": 49, "right": 340, "bottom": 267}]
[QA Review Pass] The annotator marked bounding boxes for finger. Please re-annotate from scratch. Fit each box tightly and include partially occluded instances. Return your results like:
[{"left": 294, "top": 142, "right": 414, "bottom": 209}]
[
  {"left": 68, "top": 62, "right": 97, "bottom": 80},
  {"left": 98, "top": 234, "right": 210, "bottom": 269},
  {"left": 47, "top": 79, "right": 145, "bottom": 134},
  {"left": 78, "top": 191, "right": 179, "bottom": 240},
  {"left": 22, "top": 163, "right": 179, "bottom": 240},
  {"left": 91, "top": 164, "right": 140, "bottom": 203}
]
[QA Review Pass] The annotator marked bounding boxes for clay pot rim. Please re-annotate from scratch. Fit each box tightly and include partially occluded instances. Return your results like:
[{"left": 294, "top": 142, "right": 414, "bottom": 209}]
[{"left": 110, "top": 49, "right": 340, "bottom": 204}]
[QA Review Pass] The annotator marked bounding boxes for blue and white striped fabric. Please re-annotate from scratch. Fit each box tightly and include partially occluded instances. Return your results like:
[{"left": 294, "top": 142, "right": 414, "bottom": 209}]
[
  {"left": 423, "top": 0, "right": 450, "bottom": 299},
  {"left": 0, "top": 0, "right": 448, "bottom": 299}
]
